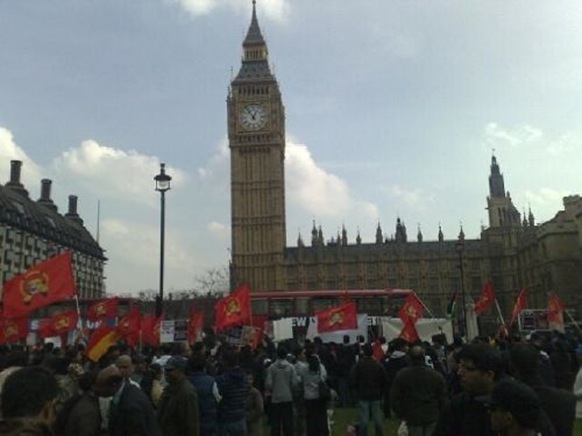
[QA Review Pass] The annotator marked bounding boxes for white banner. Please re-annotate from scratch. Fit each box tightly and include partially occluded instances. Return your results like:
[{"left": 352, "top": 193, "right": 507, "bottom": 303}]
[{"left": 306, "top": 314, "right": 368, "bottom": 343}]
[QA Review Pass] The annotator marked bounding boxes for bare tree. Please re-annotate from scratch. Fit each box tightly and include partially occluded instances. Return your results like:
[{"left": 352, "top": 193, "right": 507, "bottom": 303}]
[{"left": 193, "top": 266, "right": 230, "bottom": 296}]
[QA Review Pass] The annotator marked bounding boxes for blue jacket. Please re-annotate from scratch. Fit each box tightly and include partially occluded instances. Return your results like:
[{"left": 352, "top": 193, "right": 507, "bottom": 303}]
[
  {"left": 188, "top": 372, "right": 218, "bottom": 433},
  {"left": 216, "top": 366, "right": 248, "bottom": 423}
]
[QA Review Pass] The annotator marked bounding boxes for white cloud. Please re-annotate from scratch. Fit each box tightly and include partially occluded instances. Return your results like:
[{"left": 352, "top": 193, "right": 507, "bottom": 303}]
[
  {"left": 0, "top": 127, "right": 43, "bottom": 191},
  {"left": 197, "top": 138, "right": 229, "bottom": 181},
  {"left": 207, "top": 221, "right": 229, "bottom": 241},
  {"left": 389, "top": 185, "right": 435, "bottom": 210},
  {"left": 286, "top": 139, "right": 378, "bottom": 220},
  {"left": 172, "top": 0, "right": 290, "bottom": 21},
  {"left": 52, "top": 139, "right": 188, "bottom": 206}
]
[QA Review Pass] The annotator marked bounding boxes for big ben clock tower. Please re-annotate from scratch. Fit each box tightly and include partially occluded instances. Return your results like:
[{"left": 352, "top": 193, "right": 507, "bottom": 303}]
[{"left": 228, "top": 1, "right": 286, "bottom": 291}]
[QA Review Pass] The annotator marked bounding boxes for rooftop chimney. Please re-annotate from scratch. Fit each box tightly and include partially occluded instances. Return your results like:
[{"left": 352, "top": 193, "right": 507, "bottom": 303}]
[
  {"left": 5, "top": 160, "right": 29, "bottom": 197},
  {"left": 37, "top": 179, "right": 58, "bottom": 211},
  {"left": 65, "top": 195, "right": 83, "bottom": 225}
]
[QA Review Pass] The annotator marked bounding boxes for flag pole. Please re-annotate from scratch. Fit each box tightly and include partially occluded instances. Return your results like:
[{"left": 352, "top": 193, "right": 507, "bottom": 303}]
[
  {"left": 415, "top": 293, "right": 445, "bottom": 333},
  {"left": 494, "top": 298, "right": 506, "bottom": 325},
  {"left": 564, "top": 310, "right": 581, "bottom": 331}
]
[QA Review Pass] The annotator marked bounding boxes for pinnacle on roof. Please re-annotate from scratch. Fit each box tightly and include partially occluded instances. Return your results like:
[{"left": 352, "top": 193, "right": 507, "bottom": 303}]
[{"left": 243, "top": 0, "right": 265, "bottom": 46}]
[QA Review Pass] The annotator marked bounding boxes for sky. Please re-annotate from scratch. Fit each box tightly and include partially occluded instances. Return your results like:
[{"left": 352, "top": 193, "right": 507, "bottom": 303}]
[{"left": 1, "top": 1, "right": 582, "bottom": 295}]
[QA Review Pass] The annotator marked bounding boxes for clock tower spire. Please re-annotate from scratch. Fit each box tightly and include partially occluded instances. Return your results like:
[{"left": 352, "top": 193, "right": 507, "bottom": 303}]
[{"left": 228, "top": 1, "right": 286, "bottom": 291}]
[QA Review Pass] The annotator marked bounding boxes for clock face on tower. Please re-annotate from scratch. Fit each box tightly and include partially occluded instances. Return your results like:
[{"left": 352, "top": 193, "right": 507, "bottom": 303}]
[{"left": 239, "top": 103, "right": 268, "bottom": 131}]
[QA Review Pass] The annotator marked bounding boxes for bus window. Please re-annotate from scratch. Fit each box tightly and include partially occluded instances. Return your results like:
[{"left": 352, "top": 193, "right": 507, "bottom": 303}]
[
  {"left": 251, "top": 299, "right": 268, "bottom": 316},
  {"left": 295, "top": 298, "right": 309, "bottom": 315},
  {"left": 270, "top": 299, "right": 293, "bottom": 317},
  {"left": 357, "top": 297, "right": 385, "bottom": 316}
]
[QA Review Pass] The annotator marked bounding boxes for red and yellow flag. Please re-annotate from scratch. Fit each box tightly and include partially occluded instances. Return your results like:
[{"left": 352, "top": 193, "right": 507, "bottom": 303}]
[
  {"left": 87, "top": 298, "right": 119, "bottom": 321},
  {"left": 316, "top": 301, "right": 358, "bottom": 333},
  {"left": 2, "top": 252, "right": 76, "bottom": 318},
  {"left": 188, "top": 310, "right": 204, "bottom": 344},
  {"left": 399, "top": 317, "right": 420, "bottom": 343},
  {"left": 509, "top": 288, "right": 528, "bottom": 325},
  {"left": 398, "top": 293, "right": 424, "bottom": 325},
  {"left": 117, "top": 307, "right": 140, "bottom": 347},
  {"left": 0, "top": 315, "right": 29, "bottom": 344},
  {"left": 547, "top": 293, "right": 565, "bottom": 331},
  {"left": 38, "top": 310, "right": 79, "bottom": 338},
  {"left": 141, "top": 313, "right": 164, "bottom": 346},
  {"left": 474, "top": 281, "right": 496, "bottom": 315},
  {"left": 86, "top": 324, "right": 121, "bottom": 362},
  {"left": 215, "top": 283, "right": 251, "bottom": 331}
]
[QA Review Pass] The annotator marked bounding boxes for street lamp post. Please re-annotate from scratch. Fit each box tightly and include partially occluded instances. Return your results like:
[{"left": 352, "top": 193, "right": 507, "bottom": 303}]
[
  {"left": 455, "top": 241, "right": 468, "bottom": 339},
  {"left": 154, "top": 163, "right": 171, "bottom": 317}
]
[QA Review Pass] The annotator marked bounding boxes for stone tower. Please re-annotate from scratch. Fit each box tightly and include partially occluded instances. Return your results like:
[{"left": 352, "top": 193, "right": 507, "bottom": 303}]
[
  {"left": 227, "top": 1, "right": 286, "bottom": 291},
  {"left": 486, "top": 155, "right": 521, "bottom": 228}
]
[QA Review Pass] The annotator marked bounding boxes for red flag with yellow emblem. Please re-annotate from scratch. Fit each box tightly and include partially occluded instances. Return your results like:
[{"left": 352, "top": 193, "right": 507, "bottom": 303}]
[
  {"left": 215, "top": 283, "right": 251, "bottom": 332},
  {"left": 474, "top": 281, "right": 496, "bottom": 315},
  {"left": 398, "top": 293, "right": 424, "bottom": 325},
  {"left": 117, "top": 307, "right": 140, "bottom": 347},
  {"left": 0, "top": 315, "right": 29, "bottom": 344},
  {"left": 509, "top": 288, "right": 528, "bottom": 325},
  {"left": 316, "top": 302, "right": 358, "bottom": 333},
  {"left": 87, "top": 298, "right": 119, "bottom": 321},
  {"left": 188, "top": 310, "right": 204, "bottom": 344},
  {"left": 547, "top": 293, "right": 565, "bottom": 331},
  {"left": 2, "top": 252, "right": 76, "bottom": 318},
  {"left": 141, "top": 313, "right": 164, "bottom": 346},
  {"left": 38, "top": 310, "right": 79, "bottom": 338},
  {"left": 399, "top": 317, "right": 420, "bottom": 343}
]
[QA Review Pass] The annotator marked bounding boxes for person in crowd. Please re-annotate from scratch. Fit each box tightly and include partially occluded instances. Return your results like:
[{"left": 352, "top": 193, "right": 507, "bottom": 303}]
[
  {"left": 58, "top": 370, "right": 101, "bottom": 436},
  {"left": 336, "top": 335, "right": 356, "bottom": 407},
  {"left": 350, "top": 343, "right": 386, "bottom": 436},
  {"left": 433, "top": 343, "right": 502, "bottom": 436},
  {"left": 158, "top": 356, "right": 199, "bottom": 436},
  {"left": 293, "top": 348, "right": 307, "bottom": 436},
  {"left": 509, "top": 342, "right": 575, "bottom": 436},
  {"left": 96, "top": 364, "right": 161, "bottom": 436},
  {"left": 41, "top": 355, "right": 80, "bottom": 416},
  {"left": 0, "top": 350, "right": 28, "bottom": 394},
  {"left": 383, "top": 338, "right": 409, "bottom": 418},
  {"left": 115, "top": 354, "right": 141, "bottom": 388},
  {"left": 130, "top": 354, "right": 147, "bottom": 385},
  {"left": 246, "top": 372, "right": 264, "bottom": 436},
  {"left": 215, "top": 349, "right": 249, "bottom": 436},
  {"left": 265, "top": 346, "right": 297, "bottom": 436},
  {"left": 140, "top": 362, "right": 164, "bottom": 409},
  {"left": 549, "top": 337, "right": 575, "bottom": 390},
  {"left": 390, "top": 345, "right": 448, "bottom": 436},
  {"left": 296, "top": 351, "right": 329, "bottom": 436},
  {"left": 188, "top": 352, "right": 220, "bottom": 436},
  {"left": 482, "top": 379, "right": 545, "bottom": 436},
  {"left": 526, "top": 333, "right": 555, "bottom": 387},
  {"left": 0, "top": 366, "right": 59, "bottom": 435},
  {"left": 572, "top": 344, "right": 582, "bottom": 418}
]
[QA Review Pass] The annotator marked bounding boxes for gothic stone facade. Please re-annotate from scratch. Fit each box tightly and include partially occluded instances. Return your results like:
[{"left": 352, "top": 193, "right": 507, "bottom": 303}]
[{"left": 229, "top": 4, "right": 582, "bottom": 321}]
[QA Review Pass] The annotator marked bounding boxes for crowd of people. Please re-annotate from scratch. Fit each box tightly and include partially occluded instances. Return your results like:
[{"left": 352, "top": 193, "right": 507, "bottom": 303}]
[{"left": 0, "top": 328, "right": 580, "bottom": 436}]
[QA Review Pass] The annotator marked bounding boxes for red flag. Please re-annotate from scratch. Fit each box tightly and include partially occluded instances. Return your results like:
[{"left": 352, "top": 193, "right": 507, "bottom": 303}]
[
  {"left": 399, "top": 318, "right": 419, "bottom": 343},
  {"left": 509, "top": 289, "right": 528, "bottom": 325},
  {"left": 215, "top": 283, "right": 251, "bottom": 331},
  {"left": 474, "top": 281, "right": 496, "bottom": 315},
  {"left": 0, "top": 316, "right": 29, "bottom": 344},
  {"left": 398, "top": 293, "right": 424, "bottom": 324},
  {"left": 188, "top": 310, "right": 204, "bottom": 344},
  {"left": 372, "top": 340, "right": 384, "bottom": 362},
  {"left": 117, "top": 307, "right": 140, "bottom": 347},
  {"left": 2, "top": 252, "right": 76, "bottom": 318},
  {"left": 316, "top": 302, "right": 358, "bottom": 333},
  {"left": 142, "top": 313, "right": 164, "bottom": 346},
  {"left": 86, "top": 324, "right": 120, "bottom": 362},
  {"left": 547, "top": 293, "right": 565, "bottom": 331},
  {"left": 38, "top": 310, "right": 79, "bottom": 338},
  {"left": 87, "top": 298, "right": 119, "bottom": 321}
]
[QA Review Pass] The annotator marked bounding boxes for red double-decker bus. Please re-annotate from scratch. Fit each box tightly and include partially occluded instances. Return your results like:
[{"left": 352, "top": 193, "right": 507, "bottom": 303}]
[{"left": 249, "top": 288, "right": 414, "bottom": 319}]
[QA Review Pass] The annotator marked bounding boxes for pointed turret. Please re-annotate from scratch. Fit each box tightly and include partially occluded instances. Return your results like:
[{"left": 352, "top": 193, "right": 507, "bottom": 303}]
[
  {"left": 234, "top": 1, "right": 273, "bottom": 82},
  {"left": 356, "top": 228, "right": 362, "bottom": 245},
  {"left": 489, "top": 154, "right": 505, "bottom": 198},
  {"left": 311, "top": 221, "right": 318, "bottom": 246},
  {"left": 486, "top": 154, "right": 521, "bottom": 228},
  {"left": 375, "top": 223, "right": 383, "bottom": 245},
  {"left": 417, "top": 225, "right": 423, "bottom": 243},
  {"left": 438, "top": 224, "right": 444, "bottom": 242},
  {"left": 458, "top": 224, "right": 465, "bottom": 241},
  {"left": 297, "top": 232, "right": 304, "bottom": 248},
  {"left": 528, "top": 208, "right": 535, "bottom": 226},
  {"left": 395, "top": 217, "right": 407, "bottom": 243},
  {"left": 341, "top": 225, "right": 348, "bottom": 246}
]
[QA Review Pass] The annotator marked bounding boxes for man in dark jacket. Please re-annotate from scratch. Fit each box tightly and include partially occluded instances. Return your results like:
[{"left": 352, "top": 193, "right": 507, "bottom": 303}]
[
  {"left": 336, "top": 335, "right": 356, "bottom": 407},
  {"left": 265, "top": 346, "right": 297, "bottom": 436},
  {"left": 433, "top": 344, "right": 501, "bottom": 436},
  {"left": 98, "top": 365, "right": 161, "bottom": 436},
  {"left": 390, "top": 345, "right": 448, "bottom": 436},
  {"left": 59, "top": 371, "right": 101, "bottom": 436},
  {"left": 509, "top": 343, "right": 575, "bottom": 436},
  {"left": 158, "top": 356, "right": 199, "bottom": 436},
  {"left": 188, "top": 353, "right": 219, "bottom": 436},
  {"left": 350, "top": 344, "right": 386, "bottom": 436},
  {"left": 383, "top": 338, "right": 409, "bottom": 418},
  {"left": 216, "top": 350, "right": 249, "bottom": 436}
]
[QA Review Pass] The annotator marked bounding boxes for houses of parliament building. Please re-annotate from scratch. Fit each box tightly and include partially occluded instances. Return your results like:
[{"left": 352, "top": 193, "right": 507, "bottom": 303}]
[{"left": 228, "top": 2, "right": 582, "bottom": 321}]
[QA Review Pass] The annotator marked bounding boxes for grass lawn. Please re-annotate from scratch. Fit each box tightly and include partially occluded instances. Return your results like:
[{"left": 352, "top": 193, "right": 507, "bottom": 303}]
[{"left": 265, "top": 408, "right": 582, "bottom": 435}]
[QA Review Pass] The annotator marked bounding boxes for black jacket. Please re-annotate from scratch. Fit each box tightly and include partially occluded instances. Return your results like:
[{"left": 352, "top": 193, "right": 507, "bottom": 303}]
[
  {"left": 109, "top": 383, "right": 162, "bottom": 436},
  {"left": 349, "top": 356, "right": 386, "bottom": 401},
  {"left": 390, "top": 364, "right": 448, "bottom": 426}
]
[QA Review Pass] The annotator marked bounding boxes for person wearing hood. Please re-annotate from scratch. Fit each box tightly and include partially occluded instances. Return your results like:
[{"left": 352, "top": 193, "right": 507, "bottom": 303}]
[
  {"left": 216, "top": 349, "right": 249, "bottom": 436},
  {"left": 265, "top": 346, "right": 298, "bottom": 436}
]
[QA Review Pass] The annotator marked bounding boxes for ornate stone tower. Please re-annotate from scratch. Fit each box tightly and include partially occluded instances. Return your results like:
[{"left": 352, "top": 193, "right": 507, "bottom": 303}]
[
  {"left": 486, "top": 155, "right": 521, "bottom": 228},
  {"left": 227, "top": 1, "right": 286, "bottom": 291}
]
